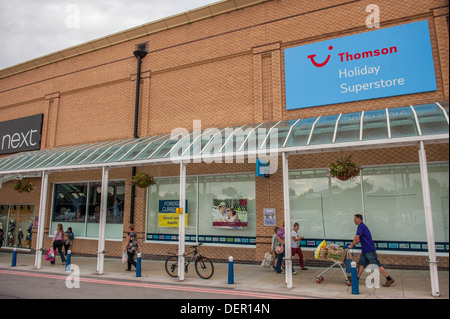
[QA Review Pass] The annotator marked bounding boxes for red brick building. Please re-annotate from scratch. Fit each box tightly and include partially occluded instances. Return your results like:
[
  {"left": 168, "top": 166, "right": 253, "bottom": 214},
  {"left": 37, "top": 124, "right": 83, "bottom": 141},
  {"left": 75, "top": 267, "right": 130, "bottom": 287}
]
[{"left": 0, "top": 0, "right": 448, "bottom": 279}]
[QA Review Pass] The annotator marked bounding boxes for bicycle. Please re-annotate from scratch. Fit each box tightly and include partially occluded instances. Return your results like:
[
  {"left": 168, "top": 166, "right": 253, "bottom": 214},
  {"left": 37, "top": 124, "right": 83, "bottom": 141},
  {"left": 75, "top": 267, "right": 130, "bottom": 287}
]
[{"left": 165, "top": 243, "right": 214, "bottom": 279}]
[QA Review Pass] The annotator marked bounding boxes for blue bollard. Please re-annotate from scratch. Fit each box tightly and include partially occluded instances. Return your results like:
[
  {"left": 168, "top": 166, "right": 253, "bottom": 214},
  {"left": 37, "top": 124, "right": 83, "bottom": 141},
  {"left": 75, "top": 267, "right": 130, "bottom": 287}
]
[
  {"left": 65, "top": 250, "right": 72, "bottom": 272},
  {"left": 228, "top": 256, "right": 234, "bottom": 284},
  {"left": 11, "top": 248, "right": 17, "bottom": 267},
  {"left": 136, "top": 253, "right": 141, "bottom": 277},
  {"left": 351, "top": 261, "right": 359, "bottom": 295}
]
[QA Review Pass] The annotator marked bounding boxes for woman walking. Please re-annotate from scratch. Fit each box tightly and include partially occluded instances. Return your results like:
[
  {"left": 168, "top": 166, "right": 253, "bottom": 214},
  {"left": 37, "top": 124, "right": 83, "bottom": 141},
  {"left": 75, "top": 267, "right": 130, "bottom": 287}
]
[
  {"left": 64, "top": 227, "right": 74, "bottom": 256},
  {"left": 123, "top": 224, "right": 143, "bottom": 271},
  {"left": 51, "top": 223, "right": 66, "bottom": 265}
]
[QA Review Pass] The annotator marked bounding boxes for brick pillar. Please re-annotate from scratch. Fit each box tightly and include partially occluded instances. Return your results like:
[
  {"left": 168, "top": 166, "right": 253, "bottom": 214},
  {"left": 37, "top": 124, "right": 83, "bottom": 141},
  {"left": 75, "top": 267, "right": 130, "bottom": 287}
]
[
  {"left": 44, "top": 92, "right": 60, "bottom": 148},
  {"left": 252, "top": 42, "right": 282, "bottom": 123},
  {"left": 433, "top": 7, "right": 449, "bottom": 99}
]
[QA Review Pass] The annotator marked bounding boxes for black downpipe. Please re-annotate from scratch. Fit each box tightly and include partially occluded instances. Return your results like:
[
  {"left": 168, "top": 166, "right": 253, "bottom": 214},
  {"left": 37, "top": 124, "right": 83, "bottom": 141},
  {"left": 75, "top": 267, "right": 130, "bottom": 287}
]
[{"left": 130, "top": 49, "right": 147, "bottom": 224}]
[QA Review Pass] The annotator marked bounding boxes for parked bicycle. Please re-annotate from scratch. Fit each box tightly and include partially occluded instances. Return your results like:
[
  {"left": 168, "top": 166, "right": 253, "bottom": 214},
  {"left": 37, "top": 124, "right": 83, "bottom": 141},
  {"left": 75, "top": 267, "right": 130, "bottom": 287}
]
[{"left": 165, "top": 243, "right": 214, "bottom": 279}]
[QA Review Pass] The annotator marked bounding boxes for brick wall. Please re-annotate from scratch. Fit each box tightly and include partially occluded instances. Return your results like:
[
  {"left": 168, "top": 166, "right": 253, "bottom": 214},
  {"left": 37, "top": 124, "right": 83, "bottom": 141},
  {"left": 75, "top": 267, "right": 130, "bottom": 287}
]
[{"left": 1, "top": 0, "right": 448, "bottom": 145}]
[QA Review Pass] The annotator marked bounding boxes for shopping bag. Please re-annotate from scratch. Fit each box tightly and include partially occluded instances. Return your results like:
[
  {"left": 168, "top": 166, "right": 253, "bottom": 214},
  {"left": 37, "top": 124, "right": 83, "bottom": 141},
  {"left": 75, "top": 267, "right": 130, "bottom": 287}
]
[
  {"left": 122, "top": 251, "right": 128, "bottom": 264},
  {"left": 314, "top": 240, "right": 326, "bottom": 259},
  {"left": 326, "top": 248, "right": 345, "bottom": 262},
  {"left": 275, "top": 245, "right": 284, "bottom": 254},
  {"left": 261, "top": 252, "right": 274, "bottom": 268},
  {"left": 345, "top": 258, "right": 353, "bottom": 273},
  {"left": 345, "top": 250, "right": 353, "bottom": 273},
  {"left": 45, "top": 248, "right": 55, "bottom": 262},
  {"left": 318, "top": 247, "right": 328, "bottom": 260}
]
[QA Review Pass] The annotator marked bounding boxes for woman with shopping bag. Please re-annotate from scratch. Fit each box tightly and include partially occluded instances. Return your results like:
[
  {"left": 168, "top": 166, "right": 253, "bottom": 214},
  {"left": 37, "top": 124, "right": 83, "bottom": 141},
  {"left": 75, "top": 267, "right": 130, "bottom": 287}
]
[
  {"left": 123, "top": 224, "right": 143, "bottom": 271},
  {"left": 50, "top": 223, "right": 66, "bottom": 265}
]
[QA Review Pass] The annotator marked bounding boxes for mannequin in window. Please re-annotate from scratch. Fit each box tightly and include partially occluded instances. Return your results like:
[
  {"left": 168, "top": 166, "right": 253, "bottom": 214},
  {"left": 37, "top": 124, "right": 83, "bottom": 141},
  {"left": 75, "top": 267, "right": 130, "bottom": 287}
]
[{"left": 17, "top": 228, "right": 23, "bottom": 248}]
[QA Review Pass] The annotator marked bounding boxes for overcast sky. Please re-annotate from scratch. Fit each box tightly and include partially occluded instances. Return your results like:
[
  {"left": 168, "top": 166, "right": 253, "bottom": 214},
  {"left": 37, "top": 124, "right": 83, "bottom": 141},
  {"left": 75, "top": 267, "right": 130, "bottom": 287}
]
[{"left": 0, "top": 0, "right": 218, "bottom": 70}]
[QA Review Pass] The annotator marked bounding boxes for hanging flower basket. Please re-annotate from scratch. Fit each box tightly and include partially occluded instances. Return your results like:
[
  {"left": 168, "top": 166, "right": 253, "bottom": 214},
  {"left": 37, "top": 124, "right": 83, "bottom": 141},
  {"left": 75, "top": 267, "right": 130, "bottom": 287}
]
[
  {"left": 130, "top": 172, "right": 157, "bottom": 188},
  {"left": 328, "top": 156, "right": 361, "bottom": 181},
  {"left": 12, "top": 179, "right": 36, "bottom": 193}
]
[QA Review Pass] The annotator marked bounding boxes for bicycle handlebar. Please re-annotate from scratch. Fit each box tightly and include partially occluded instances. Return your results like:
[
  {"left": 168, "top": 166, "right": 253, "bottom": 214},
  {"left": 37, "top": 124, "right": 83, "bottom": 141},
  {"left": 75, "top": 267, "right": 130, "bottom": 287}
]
[{"left": 168, "top": 243, "right": 203, "bottom": 255}]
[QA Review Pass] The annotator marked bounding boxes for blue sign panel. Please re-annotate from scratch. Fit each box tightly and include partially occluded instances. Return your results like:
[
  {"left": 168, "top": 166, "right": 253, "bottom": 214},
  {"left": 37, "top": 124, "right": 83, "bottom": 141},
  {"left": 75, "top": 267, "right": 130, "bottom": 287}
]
[
  {"left": 158, "top": 200, "right": 188, "bottom": 213},
  {"left": 256, "top": 159, "right": 270, "bottom": 178},
  {"left": 285, "top": 20, "right": 437, "bottom": 110}
]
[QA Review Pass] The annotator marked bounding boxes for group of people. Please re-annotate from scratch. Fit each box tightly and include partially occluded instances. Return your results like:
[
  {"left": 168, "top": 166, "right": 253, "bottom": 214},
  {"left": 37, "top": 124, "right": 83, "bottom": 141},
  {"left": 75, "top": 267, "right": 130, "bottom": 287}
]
[
  {"left": 48, "top": 214, "right": 395, "bottom": 288},
  {"left": 270, "top": 214, "right": 395, "bottom": 287},
  {"left": 49, "top": 224, "right": 74, "bottom": 265},
  {"left": 47, "top": 222, "right": 141, "bottom": 272},
  {"left": 271, "top": 222, "right": 307, "bottom": 275}
]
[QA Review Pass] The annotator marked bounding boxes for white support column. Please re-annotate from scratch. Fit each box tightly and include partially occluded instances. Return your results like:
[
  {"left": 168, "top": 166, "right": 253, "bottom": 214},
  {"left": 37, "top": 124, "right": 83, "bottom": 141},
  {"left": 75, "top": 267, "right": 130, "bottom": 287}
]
[
  {"left": 282, "top": 152, "right": 293, "bottom": 289},
  {"left": 418, "top": 141, "right": 440, "bottom": 297},
  {"left": 178, "top": 161, "right": 186, "bottom": 281},
  {"left": 34, "top": 171, "right": 49, "bottom": 269},
  {"left": 97, "top": 167, "right": 110, "bottom": 275}
]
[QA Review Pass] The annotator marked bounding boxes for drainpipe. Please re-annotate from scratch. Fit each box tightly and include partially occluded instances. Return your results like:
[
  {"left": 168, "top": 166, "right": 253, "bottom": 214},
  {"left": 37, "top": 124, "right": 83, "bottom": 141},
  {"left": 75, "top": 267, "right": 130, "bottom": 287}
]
[{"left": 130, "top": 46, "right": 148, "bottom": 224}]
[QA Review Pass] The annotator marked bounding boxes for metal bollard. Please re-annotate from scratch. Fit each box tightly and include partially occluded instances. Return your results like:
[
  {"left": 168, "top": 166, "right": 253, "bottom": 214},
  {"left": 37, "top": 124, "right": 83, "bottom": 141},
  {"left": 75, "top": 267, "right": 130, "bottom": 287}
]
[
  {"left": 228, "top": 256, "right": 234, "bottom": 284},
  {"left": 351, "top": 261, "right": 359, "bottom": 295},
  {"left": 11, "top": 248, "right": 17, "bottom": 267},
  {"left": 65, "top": 250, "right": 72, "bottom": 272},
  {"left": 136, "top": 253, "right": 142, "bottom": 277}
]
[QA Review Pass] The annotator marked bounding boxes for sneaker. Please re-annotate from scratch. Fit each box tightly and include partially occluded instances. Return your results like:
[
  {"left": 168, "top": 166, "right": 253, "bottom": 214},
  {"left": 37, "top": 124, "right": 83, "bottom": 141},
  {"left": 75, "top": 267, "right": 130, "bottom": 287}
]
[
  {"left": 292, "top": 271, "right": 297, "bottom": 275},
  {"left": 383, "top": 278, "right": 395, "bottom": 287}
]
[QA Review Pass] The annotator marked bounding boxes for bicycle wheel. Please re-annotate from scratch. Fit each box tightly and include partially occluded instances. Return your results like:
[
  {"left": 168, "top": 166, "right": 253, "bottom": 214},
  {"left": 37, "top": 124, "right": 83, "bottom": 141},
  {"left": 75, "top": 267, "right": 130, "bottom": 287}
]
[
  {"left": 195, "top": 256, "right": 214, "bottom": 279},
  {"left": 165, "top": 255, "right": 178, "bottom": 278}
]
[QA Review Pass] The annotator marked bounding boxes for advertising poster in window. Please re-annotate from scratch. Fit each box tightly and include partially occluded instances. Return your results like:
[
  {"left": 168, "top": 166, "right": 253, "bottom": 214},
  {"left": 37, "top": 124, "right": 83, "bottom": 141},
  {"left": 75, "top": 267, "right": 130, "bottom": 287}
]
[
  {"left": 212, "top": 199, "right": 248, "bottom": 229},
  {"left": 158, "top": 200, "right": 188, "bottom": 227},
  {"left": 264, "top": 208, "right": 276, "bottom": 226}
]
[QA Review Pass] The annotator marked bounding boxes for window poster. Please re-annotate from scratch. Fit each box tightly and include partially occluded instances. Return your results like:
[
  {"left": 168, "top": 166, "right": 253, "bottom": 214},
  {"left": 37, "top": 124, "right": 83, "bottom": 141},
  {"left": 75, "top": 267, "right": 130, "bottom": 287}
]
[
  {"left": 264, "top": 208, "right": 276, "bottom": 226},
  {"left": 212, "top": 199, "right": 248, "bottom": 229},
  {"left": 158, "top": 200, "right": 188, "bottom": 227}
]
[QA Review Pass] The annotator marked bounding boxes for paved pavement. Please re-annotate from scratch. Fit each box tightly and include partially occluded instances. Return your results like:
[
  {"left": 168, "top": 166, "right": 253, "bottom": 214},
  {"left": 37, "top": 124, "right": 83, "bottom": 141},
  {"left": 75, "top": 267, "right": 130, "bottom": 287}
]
[{"left": 0, "top": 250, "right": 448, "bottom": 299}]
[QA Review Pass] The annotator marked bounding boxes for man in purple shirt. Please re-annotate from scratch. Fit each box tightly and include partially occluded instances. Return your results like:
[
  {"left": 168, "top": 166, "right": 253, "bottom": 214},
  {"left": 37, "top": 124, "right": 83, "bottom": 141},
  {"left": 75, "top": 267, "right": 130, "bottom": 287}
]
[{"left": 349, "top": 214, "right": 395, "bottom": 287}]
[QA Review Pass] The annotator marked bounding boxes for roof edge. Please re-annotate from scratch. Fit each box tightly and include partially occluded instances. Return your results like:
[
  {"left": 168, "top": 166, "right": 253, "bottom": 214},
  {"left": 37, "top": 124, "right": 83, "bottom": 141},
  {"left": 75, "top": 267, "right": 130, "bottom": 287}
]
[{"left": 0, "top": 0, "right": 270, "bottom": 80}]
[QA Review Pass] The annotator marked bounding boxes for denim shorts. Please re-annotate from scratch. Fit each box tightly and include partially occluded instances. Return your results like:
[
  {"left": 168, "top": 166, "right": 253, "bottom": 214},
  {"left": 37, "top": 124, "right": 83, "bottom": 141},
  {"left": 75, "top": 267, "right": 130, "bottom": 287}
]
[{"left": 358, "top": 251, "right": 382, "bottom": 268}]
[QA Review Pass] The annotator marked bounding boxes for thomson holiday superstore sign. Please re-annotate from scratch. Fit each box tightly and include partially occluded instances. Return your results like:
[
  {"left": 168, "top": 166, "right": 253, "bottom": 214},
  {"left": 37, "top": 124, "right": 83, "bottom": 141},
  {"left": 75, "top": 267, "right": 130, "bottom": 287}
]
[{"left": 285, "top": 20, "right": 437, "bottom": 110}]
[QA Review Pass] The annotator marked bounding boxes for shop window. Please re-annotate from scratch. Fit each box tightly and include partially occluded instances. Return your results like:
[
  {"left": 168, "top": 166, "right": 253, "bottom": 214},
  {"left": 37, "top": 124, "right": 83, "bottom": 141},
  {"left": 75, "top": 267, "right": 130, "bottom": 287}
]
[
  {"left": 289, "top": 163, "right": 449, "bottom": 253},
  {"left": 363, "top": 164, "right": 449, "bottom": 247},
  {"left": 198, "top": 174, "right": 256, "bottom": 245},
  {"left": 0, "top": 205, "right": 35, "bottom": 249},
  {"left": 146, "top": 177, "right": 197, "bottom": 241},
  {"left": 289, "top": 170, "right": 361, "bottom": 240},
  {"left": 51, "top": 181, "right": 125, "bottom": 240},
  {"left": 146, "top": 174, "right": 256, "bottom": 245}
]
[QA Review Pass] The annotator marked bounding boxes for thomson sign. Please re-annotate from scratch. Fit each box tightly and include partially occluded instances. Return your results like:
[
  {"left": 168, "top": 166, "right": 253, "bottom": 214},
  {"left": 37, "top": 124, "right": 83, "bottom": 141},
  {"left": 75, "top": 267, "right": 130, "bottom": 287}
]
[
  {"left": 285, "top": 20, "right": 437, "bottom": 110},
  {"left": 0, "top": 114, "right": 43, "bottom": 155}
]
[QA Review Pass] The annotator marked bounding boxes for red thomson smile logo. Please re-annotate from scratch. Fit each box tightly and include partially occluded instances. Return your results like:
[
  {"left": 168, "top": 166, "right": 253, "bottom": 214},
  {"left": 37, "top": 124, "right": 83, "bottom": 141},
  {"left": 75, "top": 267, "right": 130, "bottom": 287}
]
[{"left": 307, "top": 46, "right": 334, "bottom": 68}]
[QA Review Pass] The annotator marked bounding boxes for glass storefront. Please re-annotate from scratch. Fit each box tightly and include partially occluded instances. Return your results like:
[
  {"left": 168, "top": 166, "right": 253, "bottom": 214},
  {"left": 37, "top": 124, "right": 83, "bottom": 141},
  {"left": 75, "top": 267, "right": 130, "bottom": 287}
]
[
  {"left": 289, "top": 163, "right": 449, "bottom": 253},
  {"left": 0, "top": 205, "right": 35, "bottom": 248},
  {"left": 290, "top": 170, "right": 361, "bottom": 240},
  {"left": 51, "top": 181, "right": 125, "bottom": 240},
  {"left": 146, "top": 174, "right": 256, "bottom": 245}
]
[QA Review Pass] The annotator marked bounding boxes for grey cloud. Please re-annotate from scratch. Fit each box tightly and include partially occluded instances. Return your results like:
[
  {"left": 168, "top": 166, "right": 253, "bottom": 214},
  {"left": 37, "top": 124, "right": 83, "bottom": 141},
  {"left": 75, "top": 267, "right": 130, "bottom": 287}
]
[{"left": 0, "top": 0, "right": 217, "bottom": 69}]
